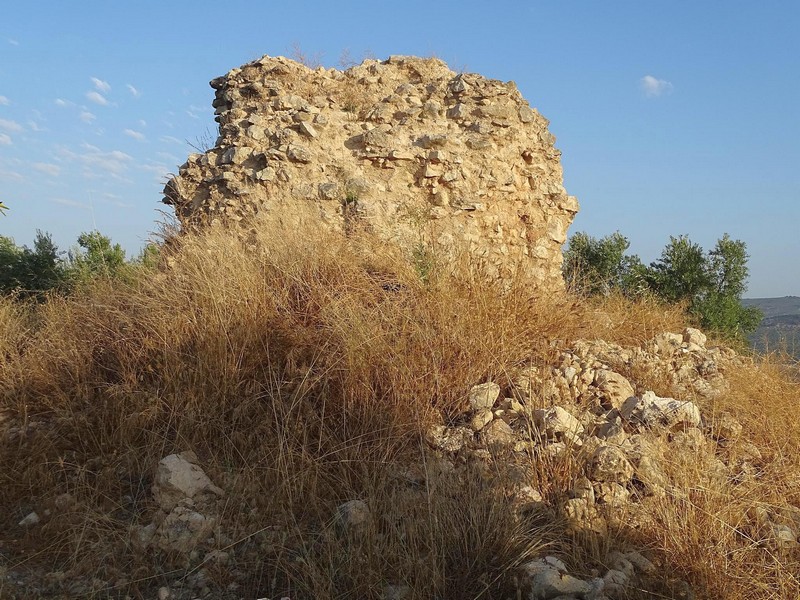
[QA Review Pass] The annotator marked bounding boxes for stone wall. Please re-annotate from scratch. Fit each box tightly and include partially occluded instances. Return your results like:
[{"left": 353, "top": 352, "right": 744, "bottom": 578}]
[{"left": 164, "top": 55, "right": 579, "bottom": 288}]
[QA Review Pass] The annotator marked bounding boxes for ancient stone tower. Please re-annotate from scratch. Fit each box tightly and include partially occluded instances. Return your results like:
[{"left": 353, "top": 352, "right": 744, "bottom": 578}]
[{"left": 164, "top": 55, "right": 578, "bottom": 288}]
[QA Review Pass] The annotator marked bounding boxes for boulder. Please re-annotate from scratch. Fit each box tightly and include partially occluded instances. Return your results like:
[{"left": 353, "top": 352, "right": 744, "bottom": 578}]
[
  {"left": 594, "top": 370, "right": 635, "bottom": 410},
  {"left": 620, "top": 391, "right": 701, "bottom": 429},
  {"left": 152, "top": 452, "right": 223, "bottom": 512},
  {"left": 469, "top": 382, "right": 501, "bottom": 411},
  {"left": 534, "top": 406, "right": 584, "bottom": 444}
]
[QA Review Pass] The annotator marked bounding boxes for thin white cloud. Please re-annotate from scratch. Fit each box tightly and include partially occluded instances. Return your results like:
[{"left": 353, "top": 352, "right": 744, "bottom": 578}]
[
  {"left": 28, "top": 120, "right": 46, "bottom": 132},
  {"left": 80, "top": 111, "right": 96, "bottom": 123},
  {"left": 52, "top": 197, "right": 90, "bottom": 209},
  {"left": 0, "top": 133, "right": 11, "bottom": 146},
  {"left": 0, "top": 118, "right": 23, "bottom": 132},
  {"left": 0, "top": 95, "right": 9, "bottom": 105},
  {"left": 186, "top": 105, "right": 205, "bottom": 119},
  {"left": 126, "top": 84, "right": 141, "bottom": 98},
  {"left": 91, "top": 77, "right": 111, "bottom": 93},
  {"left": 33, "top": 162, "right": 61, "bottom": 177},
  {"left": 55, "top": 98, "right": 75, "bottom": 108},
  {"left": 124, "top": 128, "right": 145, "bottom": 141},
  {"left": 57, "top": 143, "right": 133, "bottom": 179},
  {"left": 138, "top": 119, "right": 147, "bottom": 127},
  {"left": 8, "top": 39, "right": 19, "bottom": 46},
  {"left": 86, "top": 91, "right": 108, "bottom": 105},
  {"left": 0, "top": 168, "right": 23, "bottom": 181},
  {"left": 83, "top": 145, "right": 132, "bottom": 174},
  {"left": 156, "top": 151, "right": 180, "bottom": 162},
  {"left": 141, "top": 163, "right": 169, "bottom": 174},
  {"left": 159, "top": 135, "right": 183, "bottom": 145},
  {"left": 640, "top": 75, "right": 673, "bottom": 98}
]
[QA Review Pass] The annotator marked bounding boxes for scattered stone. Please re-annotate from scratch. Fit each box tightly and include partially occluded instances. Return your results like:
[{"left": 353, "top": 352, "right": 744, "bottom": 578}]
[
  {"left": 18, "top": 511, "right": 40, "bottom": 527},
  {"left": 683, "top": 327, "right": 707, "bottom": 347},
  {"left": 521, "top": 557, "right": 599, "bottom": 599},
  {"left": 594, "top": 370, "right": 635, "bottom": 410},
  {"left": 153, "top": 452, "right": 224, "bottom": 513},
  {"left": 469, "top": 382, "right": 501, "bottom": 410},
  {"left": 534, "top": 406, "right": 584, "bottom": 444},
  {"left": 481, "top": 418, "right": 516, "bottom": 446},
  {"left": 653, "top": 332, "right": 684, "bottom": 356},
  {"left": 470, "top": 408, "right": 494, "bottom": 432},
  {"left": 335, "top": 499, "right": 371, "bottom": 532},
  {"left": 591, "top": 445, "right": 634, "bottom": 484},
  {"left": 426, "top": 425, "right": 473, "bottom": 453},
  {"left": 769, "top": 523, "right": 798, "bottom": 548},
  {"left": 620, "top": 391, "right": 701, "bottom": 429},
  {"left": 155, "top": 505, "right": 217, "bottom": 554},
  {"left": 710, "top": 411, "right": 743, "bottom": 442}
]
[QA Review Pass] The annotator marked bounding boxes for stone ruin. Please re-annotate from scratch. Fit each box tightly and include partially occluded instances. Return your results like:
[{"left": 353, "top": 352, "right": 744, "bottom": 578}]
[{"left": 163, "top": 54, "right": 579, "bottom": 289}]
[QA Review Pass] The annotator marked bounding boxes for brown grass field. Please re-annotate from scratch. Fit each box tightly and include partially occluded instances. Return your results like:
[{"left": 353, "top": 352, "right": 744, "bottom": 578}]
[{"left": 0, "top": 225, "right": 798, "bottom": 599}]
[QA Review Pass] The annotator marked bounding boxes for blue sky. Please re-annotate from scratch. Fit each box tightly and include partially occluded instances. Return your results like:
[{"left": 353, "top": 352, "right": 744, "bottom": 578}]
[{"left": 1, "top": 1, "right": 798, "bottom": 297}]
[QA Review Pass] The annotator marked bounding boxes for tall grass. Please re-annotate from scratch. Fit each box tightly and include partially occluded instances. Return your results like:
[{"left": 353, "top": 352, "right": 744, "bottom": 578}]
[{"left": 0, "top": 225, "right": 797, "bottom": 599}]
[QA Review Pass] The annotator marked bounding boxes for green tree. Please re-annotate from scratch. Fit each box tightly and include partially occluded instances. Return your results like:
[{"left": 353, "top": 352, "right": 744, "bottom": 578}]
[
  {"left": 0, "top": 201, "right": 8, "bottom": 215},
  {"left": 645, "top": 233, "right": 761, "bottom": 341},
  {"left": 0, "top": 231, "right": 67, "bottom": 298},
  {"left": 133, "top": 243, "right": 161, "bottom": 270},
  {"left": 0, "top": 236, "right": 24, "bottom": 293},
  {"left": 646, "top": 235, "right": 710, "bottom": 304},
  {"left": 563, "top": 231, "right": 646, "bottom": 296},
  {"left": 68, "top": 230, "right": 127, "bottom": 280},
  {"left": 695, "top": 234, "right": 763, "bottom": 339}
]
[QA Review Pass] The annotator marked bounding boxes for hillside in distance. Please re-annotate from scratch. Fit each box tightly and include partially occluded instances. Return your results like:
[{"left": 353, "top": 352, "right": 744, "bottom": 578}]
[{"left": 743, "top": 296, "right": 800, "bottom": 358}]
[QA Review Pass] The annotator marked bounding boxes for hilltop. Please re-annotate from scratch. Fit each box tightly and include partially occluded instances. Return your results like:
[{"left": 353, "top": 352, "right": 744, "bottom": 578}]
[{"left": 0, "top": 56, "right": 798, "bottom": 600}]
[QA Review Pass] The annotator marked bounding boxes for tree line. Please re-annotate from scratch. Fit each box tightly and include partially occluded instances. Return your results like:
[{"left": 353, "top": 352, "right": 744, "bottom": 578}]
[
  {"left": 0, "top": 229, "right": 158, "bottom": 300},
  {"left": 563, "top": 231, "right": 763, "bottom": 342}
]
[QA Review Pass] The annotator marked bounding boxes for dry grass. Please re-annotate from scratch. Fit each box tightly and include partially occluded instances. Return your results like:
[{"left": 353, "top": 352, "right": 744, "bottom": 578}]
[{"left": 0, "top": 225, "right": 797, "bottom": 599}]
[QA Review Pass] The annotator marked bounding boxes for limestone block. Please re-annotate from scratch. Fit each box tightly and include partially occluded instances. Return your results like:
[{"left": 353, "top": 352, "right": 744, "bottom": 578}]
[
  {"left": 683, "top": 327, "right": 707, "bottom": 348},
  {"left": 481, "top": 418, "right": 516, "bottom": 446},
  {"left": 534, "top": 406, "right": 584, "bottom": 444},
  {"left": 620, "top": 391, "right": 701, "bottom": 429},
  {"left": 153, "top": 452, "right": 223, "bottom": 513},
  {"left": 594, "top": 370, "right": 635, "bottom": 410},
  {"left": 469, "top": 382, "right": 501, "bottom": 410},
  {"left": 470, "top": 409, "right": 494, "bottom": 432},
  {"left": 521, "top": 557, "right": 600, "bottom": 599},
  {"left": 590, "top": 445, "right": 634, "bottom": 484}
]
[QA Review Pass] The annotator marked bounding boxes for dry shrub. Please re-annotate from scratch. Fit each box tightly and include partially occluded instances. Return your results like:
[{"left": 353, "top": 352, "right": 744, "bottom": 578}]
[{"left": 583, "top": 291, "right": 690, "bottom": 347}]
